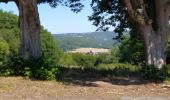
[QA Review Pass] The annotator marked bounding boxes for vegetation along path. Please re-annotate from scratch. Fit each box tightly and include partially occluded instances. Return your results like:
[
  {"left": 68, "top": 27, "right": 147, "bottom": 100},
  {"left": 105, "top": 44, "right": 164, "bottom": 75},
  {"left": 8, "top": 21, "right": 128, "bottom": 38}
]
[{"left": 0, "top": 77, "right": 169, "bottom": 100}]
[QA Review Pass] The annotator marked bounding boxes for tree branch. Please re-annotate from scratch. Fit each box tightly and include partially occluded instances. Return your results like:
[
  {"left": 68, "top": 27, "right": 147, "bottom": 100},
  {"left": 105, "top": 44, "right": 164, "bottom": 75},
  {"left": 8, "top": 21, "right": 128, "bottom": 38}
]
[
  {"left": 123, "top": 0, "right": 135, "bottom": 21},
  {"left": 0, "top": 0, "right": 15, "bottom": 3},
  {"left": 123, "top": 0, "right": 148, "bottom": 25}
]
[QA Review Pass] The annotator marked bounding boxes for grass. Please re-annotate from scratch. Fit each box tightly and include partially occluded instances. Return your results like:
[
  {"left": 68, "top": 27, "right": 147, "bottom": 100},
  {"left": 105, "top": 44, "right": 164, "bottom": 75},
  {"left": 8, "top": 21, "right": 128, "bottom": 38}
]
[
  {"left": 0, "top": 77, "right": 169, "bottom": 99},
  {"left": 0, "top": 83, "right": 13, "bottom": 93}
]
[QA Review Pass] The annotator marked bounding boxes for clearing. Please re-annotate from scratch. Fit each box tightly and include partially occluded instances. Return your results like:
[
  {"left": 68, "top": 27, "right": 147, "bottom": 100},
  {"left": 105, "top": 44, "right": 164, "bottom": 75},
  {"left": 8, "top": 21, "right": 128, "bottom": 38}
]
[{"left": 0, "top": 76, "right": 170, "bottom": 100}]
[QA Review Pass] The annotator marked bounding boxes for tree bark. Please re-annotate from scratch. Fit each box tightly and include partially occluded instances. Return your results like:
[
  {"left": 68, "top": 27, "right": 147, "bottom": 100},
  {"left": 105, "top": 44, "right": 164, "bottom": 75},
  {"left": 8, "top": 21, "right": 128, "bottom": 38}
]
[
  {"left": 139, "top": 24, "right": 168, "bottom": 69},
  {"left": 124, "top": 0, "right": 170, "bottom": 68},
  {"left": 16, "top": 0, "right": 41, "bottom": 59}
]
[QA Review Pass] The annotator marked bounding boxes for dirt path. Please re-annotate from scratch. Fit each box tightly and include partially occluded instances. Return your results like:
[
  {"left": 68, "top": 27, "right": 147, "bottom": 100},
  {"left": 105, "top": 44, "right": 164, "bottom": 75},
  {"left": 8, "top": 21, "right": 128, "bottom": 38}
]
[{"left": 0, "top": 77, "right": 170, "bottom": 100}]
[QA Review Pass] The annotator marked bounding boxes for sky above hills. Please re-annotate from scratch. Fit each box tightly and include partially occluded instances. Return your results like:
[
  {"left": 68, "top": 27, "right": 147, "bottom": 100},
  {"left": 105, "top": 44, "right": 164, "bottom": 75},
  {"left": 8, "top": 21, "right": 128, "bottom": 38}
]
[{"left": 0, "top": 1, "right": 97, "bottom": 34}]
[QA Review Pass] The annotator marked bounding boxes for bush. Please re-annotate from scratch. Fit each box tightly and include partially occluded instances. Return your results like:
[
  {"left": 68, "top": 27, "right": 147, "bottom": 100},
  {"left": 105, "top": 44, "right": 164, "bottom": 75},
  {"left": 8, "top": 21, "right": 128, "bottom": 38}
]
[
  {"left": 0, "top": 39, "right": 11, "bottom": 76},
  {"left": 72, "top": 53, "right": 96, "bottom": 69},
  {"left": 0, "top": 10, "right": 62, "bottom": 80},
  {"left": 95, "top": 54, "right": 113, "bottom": 66},
  {"left": 97, "top": 63, "right": 138, "bottom": 76},
  {"left": 140, "top": 65, "right": 168, "bottom": 81},
  {"left": 8, "top": 56, "right": 59, "bottom": 80},
  {"left": 58, "top": 53, "right": 77, "bottom": 66},
  {"left": 119, "top": 33, "right": 144, "bottom": 65},
  {"left": 30, "top": 57, "right": 58, "bottom": 80},
  {"left": 97, "top": 63, "right": 137, "bottom": 70}
]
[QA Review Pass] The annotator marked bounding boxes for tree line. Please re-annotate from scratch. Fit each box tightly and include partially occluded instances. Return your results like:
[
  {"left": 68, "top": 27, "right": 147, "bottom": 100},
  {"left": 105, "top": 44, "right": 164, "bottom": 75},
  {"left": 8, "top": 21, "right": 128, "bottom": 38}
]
[
  {"left": 1, "top": 0, "right": 170, "bottom": 80},
  {"left": 0, "top": 10, "right": 169, "bottom": 80},
  {"left": 1, "top": 0, "right": 170, "bottom": 69}
]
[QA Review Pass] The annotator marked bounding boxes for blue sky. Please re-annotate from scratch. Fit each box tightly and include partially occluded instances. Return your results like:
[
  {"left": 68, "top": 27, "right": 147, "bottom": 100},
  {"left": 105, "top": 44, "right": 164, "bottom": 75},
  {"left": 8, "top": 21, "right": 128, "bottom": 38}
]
[{"left": 0, "top": 1, "right": 97, "bottom": 34}]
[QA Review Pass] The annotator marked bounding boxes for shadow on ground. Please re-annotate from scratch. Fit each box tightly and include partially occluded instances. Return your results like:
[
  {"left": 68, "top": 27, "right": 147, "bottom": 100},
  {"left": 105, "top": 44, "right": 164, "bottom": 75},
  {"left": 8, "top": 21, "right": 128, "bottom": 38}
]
[{"left": 57, "top": 67, "right": 165, "bottom": 87}]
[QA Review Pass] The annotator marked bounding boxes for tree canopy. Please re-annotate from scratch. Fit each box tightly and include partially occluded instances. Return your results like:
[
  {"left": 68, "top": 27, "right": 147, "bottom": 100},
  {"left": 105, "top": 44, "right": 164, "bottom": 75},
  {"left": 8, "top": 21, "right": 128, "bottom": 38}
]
[
  {"left": 89, "top": 0, "right": 131, "bottom": 39},
  {"left": 0, "top": 0, "right": 84, "bottom": 12},
  {"left": 89, "top": 0, "right": 170, "bottom": 68}
]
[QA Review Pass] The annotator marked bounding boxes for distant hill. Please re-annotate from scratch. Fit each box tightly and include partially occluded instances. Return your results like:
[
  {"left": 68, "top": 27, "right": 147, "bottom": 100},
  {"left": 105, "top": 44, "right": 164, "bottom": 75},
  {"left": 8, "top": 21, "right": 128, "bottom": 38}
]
[{"left": 52, "top": 32, "right": 116, "bottom": 51}]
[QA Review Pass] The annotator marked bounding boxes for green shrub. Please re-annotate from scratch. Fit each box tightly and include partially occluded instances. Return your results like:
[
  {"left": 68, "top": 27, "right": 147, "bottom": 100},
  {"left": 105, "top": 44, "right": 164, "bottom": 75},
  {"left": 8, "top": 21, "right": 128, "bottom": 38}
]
[
  {"left": 95, "top": 54, "right": 112, "bottom": 66},
  {"left": 23, "top": 67, "right": 32, "bottom": 78},
  {"left": 33, "top": 66, "right": 58, "bottom": 80},
  {"left": 58, "top": 53, "right": 77, "bottom": 66},
  {"left": 97, "top": 63, "right": 137, "bottom": 70},
  {"left": 9, "top": 56, "right": 59, "bottom": 80},
  {"left": 140, "top": 65, "right": 168, "bottom": 81},
  {"left": 72, "top": 53, "right": 96, "bottom": 68},
  {"left": 97, "top": 63, "right": 138, "bottom": 76},
  {"left": 119, "top": 33, "right": 144, "bottom": 65},
  {"left": 0, "top": 39, "right": 11, "bottom": 76},
  {"left": 0, "top": 10, "right": 62, "bottom": 80}
]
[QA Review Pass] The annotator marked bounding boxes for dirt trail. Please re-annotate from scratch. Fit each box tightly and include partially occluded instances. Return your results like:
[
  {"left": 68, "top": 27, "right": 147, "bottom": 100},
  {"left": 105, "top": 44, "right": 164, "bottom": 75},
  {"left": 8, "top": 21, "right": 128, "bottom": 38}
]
[{"left": 0, "top": 77, "right": 169, "bottom": 100}]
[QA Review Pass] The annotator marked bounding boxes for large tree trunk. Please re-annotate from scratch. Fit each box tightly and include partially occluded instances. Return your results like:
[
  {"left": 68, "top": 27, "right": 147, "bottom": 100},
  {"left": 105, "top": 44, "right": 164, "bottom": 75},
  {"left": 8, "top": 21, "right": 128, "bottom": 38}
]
[
  {"left": 139, "top": 25, "right": 168, "bottom": 69},
  {"left": 124, "top": 0, "right": 170, "bottom": 68},
  {"left": 16, "top": 0, "right": 41, "bottom": 59}
]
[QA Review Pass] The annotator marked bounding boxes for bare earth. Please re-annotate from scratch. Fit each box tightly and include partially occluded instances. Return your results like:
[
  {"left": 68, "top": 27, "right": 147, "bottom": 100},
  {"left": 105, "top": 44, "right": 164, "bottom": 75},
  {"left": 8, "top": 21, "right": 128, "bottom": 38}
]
[{"left": 0, "top": 77, "right": 170, "bottom": 100}]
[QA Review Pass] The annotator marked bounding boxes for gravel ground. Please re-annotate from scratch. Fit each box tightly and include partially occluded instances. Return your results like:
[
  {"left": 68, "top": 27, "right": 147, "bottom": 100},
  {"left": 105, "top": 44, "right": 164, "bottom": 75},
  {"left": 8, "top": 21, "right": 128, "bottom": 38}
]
[{"left": 0, "top": 77, "right": 170, "bottom": 100}]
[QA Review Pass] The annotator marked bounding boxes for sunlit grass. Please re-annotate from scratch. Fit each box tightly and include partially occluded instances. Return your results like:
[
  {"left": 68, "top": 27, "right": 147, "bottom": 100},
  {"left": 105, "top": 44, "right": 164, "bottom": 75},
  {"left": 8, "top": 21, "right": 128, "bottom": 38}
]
[{"left": 0, "top": 83, "right": 13, "bottom": 93}]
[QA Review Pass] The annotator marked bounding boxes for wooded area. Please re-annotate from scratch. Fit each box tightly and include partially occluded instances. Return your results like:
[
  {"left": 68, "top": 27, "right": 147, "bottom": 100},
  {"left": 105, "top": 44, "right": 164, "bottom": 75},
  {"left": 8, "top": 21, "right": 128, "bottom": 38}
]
[
  {"left": 0, "top": 0, "right": 170, "bottom": 82},
  {"left": 0, "top": 0, "right": 169, "bottom": 68},
  {"left": 0, "top": 0, "right": 83, "bottom": 59},
  {"left": 0, "top": 0, "right": 170, "bottom": 99}
]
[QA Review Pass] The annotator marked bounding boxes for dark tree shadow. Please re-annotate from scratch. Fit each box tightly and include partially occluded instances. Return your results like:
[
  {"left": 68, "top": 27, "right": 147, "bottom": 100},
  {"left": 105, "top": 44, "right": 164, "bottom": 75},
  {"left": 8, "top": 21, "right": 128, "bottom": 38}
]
[{"left": 57, "top": 67, "right": 165, "bottom": 87}]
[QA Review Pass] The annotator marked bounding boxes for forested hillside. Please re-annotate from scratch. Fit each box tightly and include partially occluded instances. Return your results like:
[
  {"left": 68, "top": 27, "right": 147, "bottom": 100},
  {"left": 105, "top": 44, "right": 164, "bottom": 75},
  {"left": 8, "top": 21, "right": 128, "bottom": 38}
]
[{"left": 53, "top": 32, "right": 116, "bottom": 51}]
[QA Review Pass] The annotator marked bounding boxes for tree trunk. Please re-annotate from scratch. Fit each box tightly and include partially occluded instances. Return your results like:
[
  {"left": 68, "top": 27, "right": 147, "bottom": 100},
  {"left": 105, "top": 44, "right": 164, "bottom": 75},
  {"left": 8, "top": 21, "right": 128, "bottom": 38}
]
[
  {"left": 139, "top": 25, "right": 168, "bottom": 69},
  {"left": 16, "top": 0, "right": 41, "bottom": 59},
  {"left": 123, "top": 0, "right": 170, "bottom": 69}
]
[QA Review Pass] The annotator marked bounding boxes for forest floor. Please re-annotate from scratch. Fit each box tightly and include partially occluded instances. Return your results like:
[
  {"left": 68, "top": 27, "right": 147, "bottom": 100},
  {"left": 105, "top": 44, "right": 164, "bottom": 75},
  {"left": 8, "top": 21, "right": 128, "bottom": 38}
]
[{"left": 0, "top": 76, "right": 170, "bottom": 100}]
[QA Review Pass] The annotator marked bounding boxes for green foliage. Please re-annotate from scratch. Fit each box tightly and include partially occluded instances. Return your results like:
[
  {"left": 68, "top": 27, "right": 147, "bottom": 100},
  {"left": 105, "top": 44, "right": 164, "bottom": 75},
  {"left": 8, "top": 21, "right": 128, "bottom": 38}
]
[
  {"left": 58, "top": 53, "right": 77, "bottom": 66},
  {"left": 95, "top": 54, "right": 112, "bottom": 65},
  {"left": 0, "top": 10, "right": 61, "bottom": 80},
  {"left": 140, "top": 65, "right": 168, "bottom": 81},
  {"left": 0, "top": 10, "right": 19, "bottom": 76},
  {"left": 0, "top": 40, "right": 9, "bottom": 59},
  {"left": 110, "top": 46, "right": 120, "bottom": 62},
  {"left": 0, "top": 40, "right": 10, "bottom": 76},
  {"left": 119, "top": 34, "right": 144, "bottom": 65},
  {"left": 10, "top": 28, "right": 62, "bottom": 80},
  {"left": 97, "top": 63, "right": 136, "bottom": 71},
  {"left": 166, "top": 39, "right": 170, "bottom": 64},
  {"left": 40, "top": 26, "right": 62, "bottom": 64},
  {"left": 89, "top": 0, "right": 128, "bottom": 37},
  {"left": 1, "top": 7, "right": 170, "bottom": 81},
  {"left": 72, "top": 53, "right": 97, "bottom": 69},
  {"left": 96, "top": 63, "right": 138, "bottom": 76},
  {"left": 89, "top": 0, "right": 145, "bottom": 65},
  {"left": 40, "top": 0, "right": 84, "bottom": 13},
  {"left": 26, "top": 58, "right": 58, "bottom": 80},
  {"left": 27, "top": 28, "right": 61, "bottom": 80}
]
